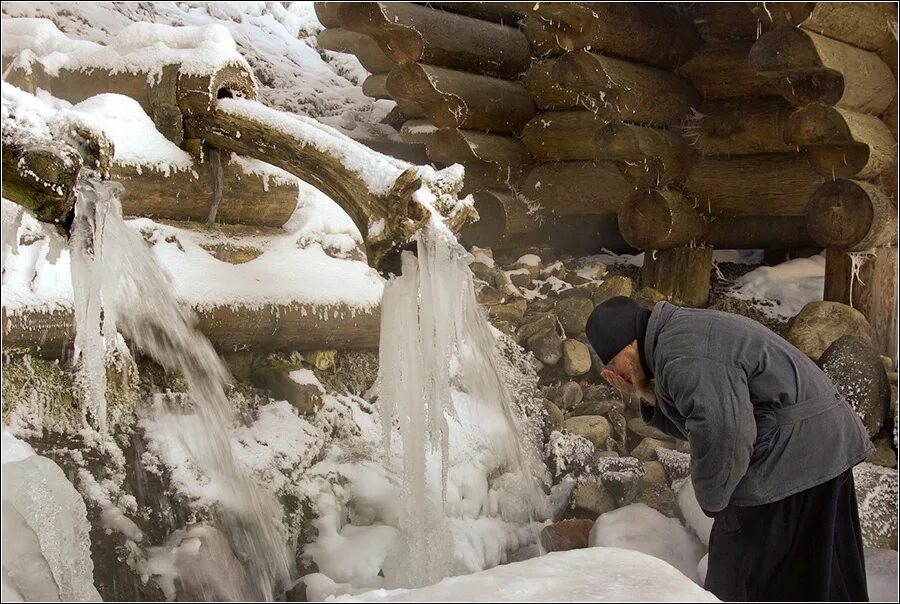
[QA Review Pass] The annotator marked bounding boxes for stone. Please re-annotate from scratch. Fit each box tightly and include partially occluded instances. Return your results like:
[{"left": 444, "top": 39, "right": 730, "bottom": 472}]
[
  {"left": 555, "top": 297, "right": 595, "bottom": 337},
  {"left": 866, "top": 438, "right": 897, "bottom": 468},
  {"left": 540, "top": 519, "right": 594, "bottom": 551},
  {"left": 221, "top": 351, "right": 254, "bottom": 383},
  {"left": 527, "top": 330, "right": 563, "bottom": 366},
  {"left": 881, "top": 356, "right": 895, "bottom": 374},
  {"left": 552, "top": 381, "right": 584, "bottom": 409},
  {"left": 641, "top": 461, "right": 668, "bottom": 486},
  {"left": 627, "top": 417, "right": 674, "bottom": 442},
  {"left": 543, "top": 399, "right": 565, "bottom": 432},
  {"left": 819, "top": 335, "right": 891, "bottom": 437},
  {"left": 592, "top": 275, "right": 633, "bottom": 305},
  {"left": 491, "top": 320, "right": 517, "bottom": 338},
  {"left": 562, "top": 339, "right": 592, "bottom": 376},
  {"left": 557, "top": 286, "right": 594, "bottom": 300},
  {"left": 564, "top": 273, "right": 591, "bottom": 286},
  {"left": 470, "top": 245, "right": 493, "bottom": 261},
  {"left": 566, "top": 399, "right": 613, "bottom": 418},
  {"left": 572, "top": 480, "right": 616, "bottom": 517},
  {"left": 530, "top": 356, "right": 545, "bottom": 374},
  {"left": 656, "top": 448, "right": 691, "bottom": 483},
  {"left": 564, "top": 415, "right": 611, "bottom": 449},
  {"left": 585, "top": 262, "right": 608, "bottom": 280},
  {"left": 635, "top": 286, "right": 667, "bottom": 309},
  {"left": 638, "top": 483, "right": 678, "bottom": 518},
  {"left": 517, "top": 312, "right": 557, "bottom": 346},
  {"left": 476, "top": 284, "right": 505, "bottom": 306},
  {"left": 284, "top": 579, "right": 307, "bottom": 602},
  {"left": 507, "top": 269, "right": 533, "bottom": 288},
  {"left": 541, "top": 261, "right": 567, "bottom": 280},
  {"left": 785, "top": 301, "right": 875, "bottom": 362},
  {"left": 597, "top": 456, "right": 644, "bottom": 506},
  {"left": 631, "top": 437, "right": 673, "bottom": 461},
  {"left": 469, "top": 261, "right": 494, "bottom": 283},
  {"left": 305, "top": 350, "right": 336, "bottom": 371},
  {"left": 250, "top": 367, "right": 324, "bottom": 415},
  {"left": 853, "top": 463, "right": 898, "bottom": 549},
  {"left": 513, "top": 254, "right": 542, "bottom": 279},
  {"left": 489, "top": 300, "right": 527, "bottom": 323},
  {"left": 528, "top": 298, "right": 557, "bottom": 313}
]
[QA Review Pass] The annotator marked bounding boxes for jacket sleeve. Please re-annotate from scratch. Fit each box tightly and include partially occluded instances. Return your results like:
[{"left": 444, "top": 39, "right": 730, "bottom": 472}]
[{"left": 661, "top": 357, "right": 756, "bottom": 514}]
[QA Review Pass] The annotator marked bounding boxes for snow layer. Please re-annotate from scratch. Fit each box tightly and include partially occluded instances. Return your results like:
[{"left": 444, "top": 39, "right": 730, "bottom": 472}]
[
  {"left": 326, "top": 547, "right": 719, "bottom": 602},
  {"left": 589, "top": 503, "right": 707, "bottom": 584},
  {"left": 731, "top": 255, "right": 826, "bottom": 319}
]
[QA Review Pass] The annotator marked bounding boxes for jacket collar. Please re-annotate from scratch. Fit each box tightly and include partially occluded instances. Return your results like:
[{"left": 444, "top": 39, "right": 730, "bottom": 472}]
[{"left": 643, "top": 301, "right": 677, "bottom": 377}]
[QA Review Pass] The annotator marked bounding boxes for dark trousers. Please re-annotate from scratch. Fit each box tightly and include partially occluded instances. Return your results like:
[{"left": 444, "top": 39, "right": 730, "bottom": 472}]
[{"left": 705, "top": 469, "right": 869, "bottom": 602}]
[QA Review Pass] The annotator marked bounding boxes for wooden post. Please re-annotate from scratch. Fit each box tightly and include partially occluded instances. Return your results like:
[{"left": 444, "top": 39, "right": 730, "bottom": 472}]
[{"left": 641, "top": 247, "right": 713, "bottom": 307}]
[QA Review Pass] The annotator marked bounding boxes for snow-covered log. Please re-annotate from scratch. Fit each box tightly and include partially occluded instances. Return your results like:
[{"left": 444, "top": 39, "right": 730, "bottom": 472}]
[
  {"left": 518, "top": 161, "right": 631, "bottom": 217},
  {"left": 386, "top": 63, "right": 536, "bottom": 134},
  {"left": 678, "top": 40, "right": 781, "bottom": 99},
  {"left": 749, "top": 29, "right": 896, "bottom": 114},
  {"left": 521, "top": 111, "right": 696, "bottom": 186},
  {"left": 550, "top": 50, "right": 698, "bottom": 126},
  {"left": 685, "top": 97, "right": 797, "bottom": 156},
  {"left": 807, "top": 180, "right": 898, "bottom": 251},
  {"left": 785, "top": 105, "right": 896, "bottom": 180},
  {"left": 522, "top": 3, "right": 701, "bottom": 69},
  {"left": 685, "top": 154, "right": 826, "bottom": 216},
  {"left": 338, "top": 2, "right": 531, "bottom": 79}
]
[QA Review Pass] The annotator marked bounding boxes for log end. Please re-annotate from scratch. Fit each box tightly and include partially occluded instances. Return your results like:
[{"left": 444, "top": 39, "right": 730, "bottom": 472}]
[
  {"left": 386, "top": 64, "right": 466, "bottom": 129},
  {"left": 807, "top": 179, "right": 892, "bottom": 250}
]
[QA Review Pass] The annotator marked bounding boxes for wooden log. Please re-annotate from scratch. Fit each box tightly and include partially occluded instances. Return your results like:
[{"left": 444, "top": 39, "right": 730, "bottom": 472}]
[
  {"left": 522, "top": 3, "right": 701, "bottom": 69},
  {"left": 641, "top": 246, "right": 713, "bottom": 307},
  {"left": 417, "top": 2, "right": 535, "bottom": 25},
  {"left": 619, "top": 190, "right": 705, "bottom": 249},
  {"left": 524, "top": 58, "right": 586, "bottom": 111},
  {"left": 684, "top": 97, "right": 797, "bottom": 156},
  {"left": 425, "top": 129, "right": 530, "bottom": 166},
  {"left": 807, "top": 179, "right": 898, "bottom": 251},
  {"left": 316, "top": 27, "right": 395, "bottom": 73},
  {"left": 678, "top": 40, "right": 781, "bottom": 99},
  {"left": 824, "top": 246, "right": 898, "bottom": 358},
  {"left": 551, "top": 50, "right": 699, "bottom": 126},
  {"left": 686, "top": 2, "right": 769, "bottom": 41},
  {"left": 313, "top": 2, "right": 344, "bottom": 28},
  {"left": 362, "top": 73, "right": 390, "bottom": 99},
  {"left": 704, "top": 216, "right": 814, "bottom": 249},
  {"left": 112, "top": 156, "right": 299, "bottom": 227},
  {"left": 459, "top": 162, "right": 526, "bottom": 196},
  {"left": 2, "top": 301, "right": 381, "bottom": 357},
  {"left": 748, "top": 28, "right": 897, "bottom": 114},
  {"left": 518, "top": 161, "right": 631, "bottom": 217},
  {"left": 339, "top": 2, "right": 531, "bottom": 79},
  {"left": 2, "top": 141, "right": 80, "bottom": 226},
  {"left": 521, "top": 111, "right": 696, "bottom": 186},
  {"left": 748, "top": 2, "right": 898, "bottom": 55},
  {"left": 784, "top": 104, "right": 896, "bottom": 179},
  {"left": 686, "top": 154, "right": 826, "bottom": 216},
  {"left": 386, "top": 63, "right": 535, "bottom": 134},
  {"left": 459, "top": 189, "right": 541, "bottom": 248}
]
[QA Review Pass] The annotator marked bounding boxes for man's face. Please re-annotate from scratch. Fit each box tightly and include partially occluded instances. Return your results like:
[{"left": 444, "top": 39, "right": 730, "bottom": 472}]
[{"left": 601, "top": 340, "right": 648, "bottom": 395}]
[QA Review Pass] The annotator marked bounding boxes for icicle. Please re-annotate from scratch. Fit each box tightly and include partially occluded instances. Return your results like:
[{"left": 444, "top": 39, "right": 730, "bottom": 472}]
[{"left": 847, "top": 249, "right": 877, "bottom": 308}]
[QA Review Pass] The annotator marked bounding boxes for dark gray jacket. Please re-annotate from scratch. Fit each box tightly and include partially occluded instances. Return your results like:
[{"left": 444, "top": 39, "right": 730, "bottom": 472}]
[{"left": 642, "top": 302, "right": 874, "bottom": 513}]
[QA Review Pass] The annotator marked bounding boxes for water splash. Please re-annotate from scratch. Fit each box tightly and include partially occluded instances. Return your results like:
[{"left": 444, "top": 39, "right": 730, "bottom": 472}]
[
  {"left": 69, "top": 177, "right": 290, "bottom": 600},
  {"left": 376, "top": 220, "right": 546, "bottom": 588}
]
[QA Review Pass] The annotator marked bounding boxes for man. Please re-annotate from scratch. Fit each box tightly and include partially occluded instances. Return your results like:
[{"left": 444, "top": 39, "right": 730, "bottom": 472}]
[{"left": 585, "top": 296, "right": 873, "bottom": 602}]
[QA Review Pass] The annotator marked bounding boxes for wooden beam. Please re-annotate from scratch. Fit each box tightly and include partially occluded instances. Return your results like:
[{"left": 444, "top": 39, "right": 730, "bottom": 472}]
[
  {"left": 807, "top": 179, "right": 897, "bottom": 251},
  {"left": 518, "top": 161, "right": 631, "bottom": 217},
  {"left": 678, "top": 40, "right": 780, "bottom": 99},
  {"left": 685, "top": 97, "right": 796, "bottom": 156},
  {"left": 316, "top": 27, "right": 395, "bottom": 73}
]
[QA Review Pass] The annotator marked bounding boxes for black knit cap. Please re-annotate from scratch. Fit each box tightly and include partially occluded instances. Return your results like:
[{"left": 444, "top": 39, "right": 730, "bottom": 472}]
[{"left": 585, "top": 296, "right": 653, "bottom": 375}]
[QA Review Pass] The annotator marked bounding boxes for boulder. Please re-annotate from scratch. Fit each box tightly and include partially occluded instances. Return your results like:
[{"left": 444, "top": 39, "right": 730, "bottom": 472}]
[
  {"left": 819, "top": 335, "right": 891, "bottom": 437},
  {"left": 785, "top": 301, "right": 875, "bottom": 362},
  {"left": 491, "top": 320, "right": 518, "bottom": 338},
  {"left": 562, "top": 339, "right": 593, "bottom": 376},
  {"left": 866, "top": 438, "right": 897, "bottom": 469},
  {"left": 566, "top": 399, "right": 614, "bottom": 418},
  {"left": 631, "top": 437, "right": 674, "bottom": 462},
  {"left": 564, "top": 415, "right": 611, "bottom": 449},
  {"left": 641, "top": 461, "right": 668, "bottom": 486},
  {"left": 513, "top": 254, "right": 542, "bottom": 279},
  {"left": 558, "top": 286, "right": 594, "bottom": 300},
  {"left": 555, "top": 297, "right": 595, "bottom": 337},
  {"left": 489, "top": 300, "right": 527, "bottom": 323},
  {"left": 638, "top": 482, "right": 678, "bottom": 518},
  {"left": 541, "top": 261, "right": 567, "bottom": 280},
  {"left": 469, "top": 261, "right": 495, "bottom": 283},
  {"left": 572, "top": 480, "right": 616, "bottom": 518},
  {"left": 543, "top": 399, "right": 565, "bottom": 432},
  {"left": 552, "top": 381, "right": 584, "bottom": 409},
  {"left": 593, "top": 276, "right": 634, "bottom": 305},
  {"left": 250, "top": 366, "right": 323, "bottom": 415},
  {"left": 528, "top": 330, "right": 563, "bottom": 366},
  {"left": 517, "top": 312, "right": 558, "bottom": 346},
  {"left": 627, "top": 417, "right": 675, "bottom": 442},
  {"left": 540, "top": 519, "right": 594, "bottom": 552},
  {"left": 635, "top": 286, "right": 667, "bottom": 309},
  {"left": 853, "top": 463, "right": 898, "bottom": 549},
  {"left": 507, "top": 269, "right": 533, "bottom": 289},
  {"left": 476, "top": 284, "right": 505, "bottom": 306}
]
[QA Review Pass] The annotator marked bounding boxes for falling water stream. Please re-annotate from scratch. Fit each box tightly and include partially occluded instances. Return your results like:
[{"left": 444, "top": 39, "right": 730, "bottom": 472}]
[{"left": 69, "top": 176, "right": 290, "bottom": 600}]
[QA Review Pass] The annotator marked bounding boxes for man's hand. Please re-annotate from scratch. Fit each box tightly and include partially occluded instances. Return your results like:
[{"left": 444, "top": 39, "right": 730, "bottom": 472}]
[{"left": 601, "top": 368, "right": 635, "bottom": 395}]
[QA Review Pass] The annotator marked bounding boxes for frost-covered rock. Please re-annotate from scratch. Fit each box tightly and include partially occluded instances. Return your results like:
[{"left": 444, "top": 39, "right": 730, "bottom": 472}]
[
  {"left": 561, "top": 339, "right": 592, "bottom": 376},
  {"left": 564, "top": 415, "right": 611, "bottom": 449},
  {"left": 333, "top": 547, "right": 719, "bottom": 602},
  {"left": 572, "top": 480, "right": 616, "bottom": 518},
  {"left": 589, "top": 503, "right": 706, "bottom": 584},
  {"left": 853, "top": 463, "right": 899, "bottom": 549},
  {"left": 1, "top": 432, "right": 102, "bottom": 602},
  {"left": 550, "top": 381, "right": 583, "bottom": 410},
  {"left": 818, "top": 335, "right": 890, "bottom": 437},
  {"left": 555, "top": 297, "right": 594, "bottom": 337},
  {"left": 657, "top": 448, "right": 691, "bottom": 483},
  {"left": 785, "top": 301, "right": 874, "bottom": 362},
  {"left": 526, "top": 330, "right": 563, "bottom": 366}
]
